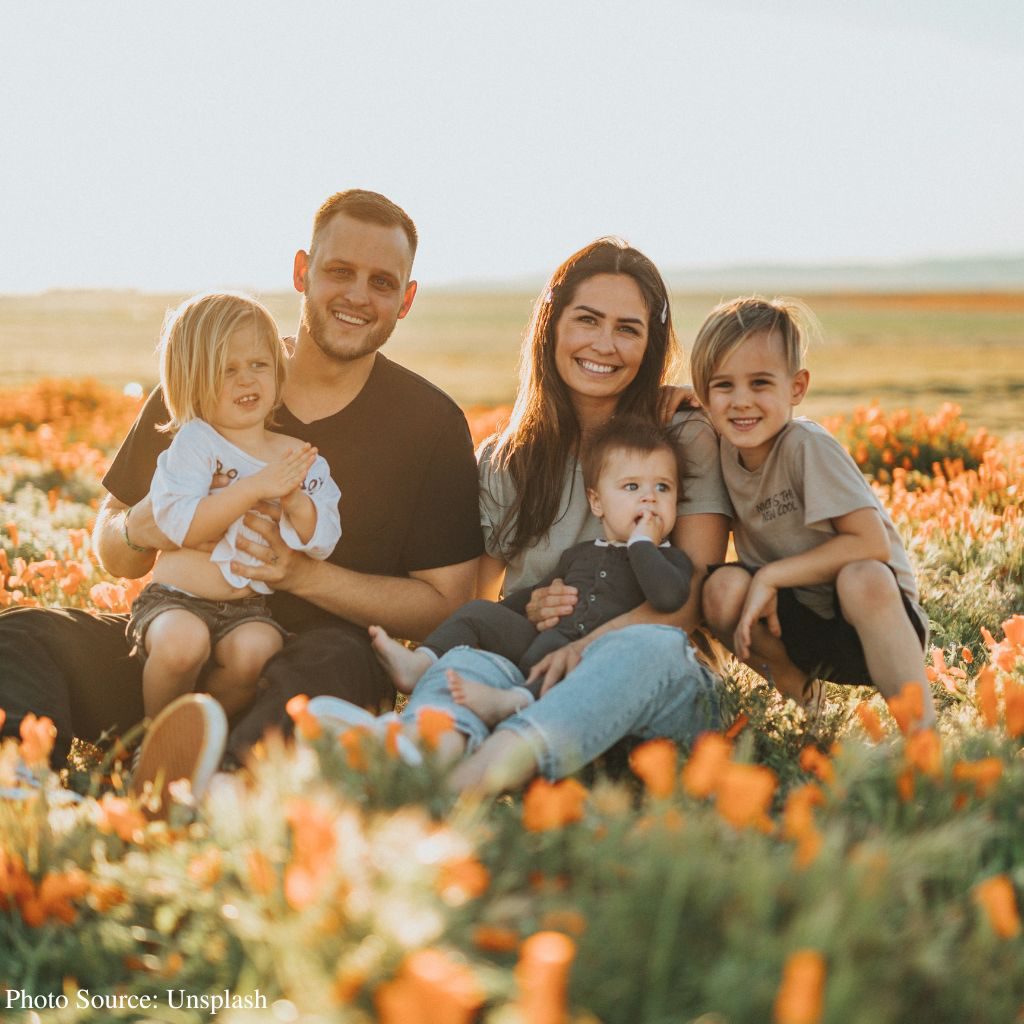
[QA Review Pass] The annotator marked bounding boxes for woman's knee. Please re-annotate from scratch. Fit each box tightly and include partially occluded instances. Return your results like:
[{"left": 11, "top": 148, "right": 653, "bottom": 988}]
[
  {"left": 836, "top": 560, "right": 899, "bottom": 618},
  {"left": 701, "top": 567, "right": 751, "bottom": 630}
]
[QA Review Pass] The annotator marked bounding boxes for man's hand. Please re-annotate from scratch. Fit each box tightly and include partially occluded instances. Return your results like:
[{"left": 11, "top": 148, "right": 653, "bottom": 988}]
[
  {"left": 230, "top": 501, "right": 306, "bottom": 589},
  {"left": 525, "top": 578, "right": 578, "bottom": 631},
  {"left": 734, "top": 569, "right": 781, "bottom": 660},
  {"left": 525, "top": 638, "right": 587, "bottom": 696}
]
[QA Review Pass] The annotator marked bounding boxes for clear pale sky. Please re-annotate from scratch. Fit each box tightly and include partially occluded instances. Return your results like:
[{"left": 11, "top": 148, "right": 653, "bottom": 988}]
[{"left": 2, "top": 0, "right": 1021, "bottom": 293}]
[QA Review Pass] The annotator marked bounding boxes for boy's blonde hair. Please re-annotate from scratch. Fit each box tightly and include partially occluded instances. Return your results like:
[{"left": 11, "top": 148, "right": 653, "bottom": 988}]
[
  {"left": 689, "top": 296, "right": 817, "bottom": 404},
  {"left": 157, "top": 292, "right": 286, "bottom": 433}
]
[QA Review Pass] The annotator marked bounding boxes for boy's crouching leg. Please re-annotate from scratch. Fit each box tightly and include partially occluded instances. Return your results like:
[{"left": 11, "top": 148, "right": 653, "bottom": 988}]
[
  {"left": 834, "top": 560, "right": 902, "bottom": 623},
  {"left": 701, "top": 566, "right": 752, "bottom": 640}
]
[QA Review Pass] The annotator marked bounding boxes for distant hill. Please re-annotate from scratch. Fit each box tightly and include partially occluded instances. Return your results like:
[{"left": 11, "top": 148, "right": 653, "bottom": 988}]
[
  {"left": 663, "top": 255, "right": 1024, "bottom": 294},
  {"left": 440, "top": 254, "right": 1024, "bottom": 294}
]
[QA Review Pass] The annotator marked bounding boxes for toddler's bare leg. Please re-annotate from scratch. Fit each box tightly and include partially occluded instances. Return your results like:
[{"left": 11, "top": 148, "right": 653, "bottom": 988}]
[
  {"left": 369, "top": 625, "right": 434, "bottom": 694},
  {"left": 448, "top": 670, "right": 534, "bottom": 728},
  {"left": 837, "top": 561, "right": 936, "bottom": 728},
  {"left": 142, "top": 610, "right": 211, "bottom": 718},
  {"left": 206, "top": 622, "right": 284, "bottom": 719},
  {"left": 702, "top": 567, "right": 810, "bottom": 702}
]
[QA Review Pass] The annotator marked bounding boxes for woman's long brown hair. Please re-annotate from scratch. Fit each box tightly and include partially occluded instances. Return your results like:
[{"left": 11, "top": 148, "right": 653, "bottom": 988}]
[{"left": 486, "top": 237, "right": 680, "bottom": 558}]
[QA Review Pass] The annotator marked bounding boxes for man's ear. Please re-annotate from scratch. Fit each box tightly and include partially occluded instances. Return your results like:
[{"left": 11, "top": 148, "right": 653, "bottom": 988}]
[
  {"left": 791, "top": 368, "right": 810, "bottom": 407},
  {"left": 398, "top": 279, "right": 418, "bottom": 319},
  {"left": 293, "top": 250, "right": 309, "bottom": 294},
  {"left": 586, "top": 487, "right": 603, "bottom": 519}
]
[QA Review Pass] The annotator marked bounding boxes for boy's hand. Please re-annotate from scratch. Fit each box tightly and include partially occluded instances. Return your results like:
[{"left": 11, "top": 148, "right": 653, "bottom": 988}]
[
  {"left": 251, "top": 444, "right": 317, "bottom": 501},
  {"left": 734, "top": 570, "right": 781, "bottom": 660},
  {"left": 525, "top": 578, "right": 578, "bottom": 631},
  {"left": 630, "top": 508, "right": 664, "bottom": 543}
]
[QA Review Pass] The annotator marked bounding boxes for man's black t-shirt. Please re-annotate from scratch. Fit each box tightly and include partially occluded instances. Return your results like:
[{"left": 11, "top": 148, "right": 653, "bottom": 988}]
[{"left": 103, "top": 353, "right": 484, "bottom": 632}]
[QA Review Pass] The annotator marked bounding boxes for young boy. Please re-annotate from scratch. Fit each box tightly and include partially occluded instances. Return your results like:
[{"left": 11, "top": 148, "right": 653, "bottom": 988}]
[
  {"left": 690, "top": 296, "right": 936, "bottom": 728},
  {"left": 369, "top": 417, "right": 694, "bottom": 726}
]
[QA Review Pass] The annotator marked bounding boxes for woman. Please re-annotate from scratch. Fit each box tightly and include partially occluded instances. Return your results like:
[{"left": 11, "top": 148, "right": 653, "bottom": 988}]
[{"left": 398, "top": 236, "right": 732, "bottom": 794}]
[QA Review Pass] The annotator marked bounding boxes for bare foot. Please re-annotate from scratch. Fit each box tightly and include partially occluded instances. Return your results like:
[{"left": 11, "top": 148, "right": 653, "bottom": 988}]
[
  {"left": 448, "top": 728, "right": 539, "bottom": 796},
  {"left": 369, "top": 625, "right": 433, "bottom": 694},
  {"left": 447, "top": 668, "right": 532, "bottom": 728}
]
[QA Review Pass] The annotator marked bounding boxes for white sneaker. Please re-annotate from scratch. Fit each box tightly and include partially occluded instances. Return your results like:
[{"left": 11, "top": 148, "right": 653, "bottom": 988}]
[
  {"left": 305, "top": 696, "right": 423, "bottom": 766},
  {"left": 130, "top": 694, "right": 228, "bottom": 816}
]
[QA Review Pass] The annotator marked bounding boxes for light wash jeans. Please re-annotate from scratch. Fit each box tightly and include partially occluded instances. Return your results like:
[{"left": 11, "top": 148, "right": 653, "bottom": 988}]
[{"left": 401, "top": 624, "right": 722, "bottom": 779}]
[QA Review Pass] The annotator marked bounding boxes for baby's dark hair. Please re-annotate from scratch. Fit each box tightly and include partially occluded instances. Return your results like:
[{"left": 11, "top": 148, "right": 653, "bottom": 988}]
[{"left": 581, "top": 417, "right": 683, "bottom": 493}]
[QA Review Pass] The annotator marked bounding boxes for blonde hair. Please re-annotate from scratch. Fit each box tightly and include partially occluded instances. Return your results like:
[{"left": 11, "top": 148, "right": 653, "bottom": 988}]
[
  {"left": 689, "top": 296, "right": 818, "bottom": 404},
  {"left": 157, "top": 292, "right": 286, "bottom": 432}
]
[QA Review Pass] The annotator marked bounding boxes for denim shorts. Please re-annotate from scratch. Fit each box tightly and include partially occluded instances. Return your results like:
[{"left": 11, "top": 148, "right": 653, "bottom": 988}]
[
  {"left": 707, "top": 562, "right": 926, "bottom": 685},
  {"left": 127, "top": 583, "right": 288, "bottom": 666}
]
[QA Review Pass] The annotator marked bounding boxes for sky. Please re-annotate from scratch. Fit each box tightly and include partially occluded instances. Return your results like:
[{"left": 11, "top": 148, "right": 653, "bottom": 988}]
[{"left": 2, "top": 0, "right": 1022, "bottom": 293}]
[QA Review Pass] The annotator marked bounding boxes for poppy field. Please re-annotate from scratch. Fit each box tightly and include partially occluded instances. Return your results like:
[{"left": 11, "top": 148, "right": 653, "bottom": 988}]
[{"left": 1, "top": 378, "right": 1023, "bottom": 1023}]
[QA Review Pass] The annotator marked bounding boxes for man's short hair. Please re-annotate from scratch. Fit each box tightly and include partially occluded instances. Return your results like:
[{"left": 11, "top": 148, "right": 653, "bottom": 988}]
[
  {"left": 581, "top": 417, "right": 682, "bottom": 493},
  {"left": 310, "top": 189, "right": 418, "bottom": 263}
]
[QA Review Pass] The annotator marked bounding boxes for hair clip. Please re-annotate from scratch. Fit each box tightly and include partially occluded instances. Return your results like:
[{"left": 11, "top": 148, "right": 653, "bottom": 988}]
[
  {"left": 660, "top": 299, "right": 668, "bottom": 325},
  {"left": 544, "top": 288, "right": 554, "bottom": 304}
]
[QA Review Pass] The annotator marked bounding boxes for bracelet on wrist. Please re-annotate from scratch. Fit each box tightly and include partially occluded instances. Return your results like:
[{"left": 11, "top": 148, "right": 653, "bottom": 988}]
[{"left": 123, "top": 506, "right": 152, "bottom": 553}]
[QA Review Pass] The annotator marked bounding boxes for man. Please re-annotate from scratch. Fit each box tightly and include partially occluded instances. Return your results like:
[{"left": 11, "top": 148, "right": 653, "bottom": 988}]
[{"left": 0, "top": 190, "right": 483, "bottom": 776}]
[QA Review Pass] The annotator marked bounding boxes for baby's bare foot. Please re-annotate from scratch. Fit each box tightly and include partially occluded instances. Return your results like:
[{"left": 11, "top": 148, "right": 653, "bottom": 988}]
[
  {"left": 369, "top": 625, "right": 433, "bottom": 694},
  {"left": 446, "top": 669, "right": 532, "bottom": 728}
]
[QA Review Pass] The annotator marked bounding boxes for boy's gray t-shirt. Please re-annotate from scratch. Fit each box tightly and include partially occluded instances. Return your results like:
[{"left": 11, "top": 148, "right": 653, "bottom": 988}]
[
  {"left": 480, "top": 409, "right": 731, "bottom": 594},
  {"left": 721, "top": 417, "right": 927, "bottom": 633}
]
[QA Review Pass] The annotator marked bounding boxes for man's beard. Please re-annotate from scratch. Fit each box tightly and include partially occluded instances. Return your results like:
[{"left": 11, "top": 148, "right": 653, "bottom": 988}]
[{"left": 301, "top": 299, "right": 396, "bottom": 363}]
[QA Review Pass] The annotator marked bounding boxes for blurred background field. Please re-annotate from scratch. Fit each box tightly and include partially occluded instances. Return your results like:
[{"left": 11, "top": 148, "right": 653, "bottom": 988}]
[{"left": 1, "top": 287, "right": 1022, "bottom": 437}]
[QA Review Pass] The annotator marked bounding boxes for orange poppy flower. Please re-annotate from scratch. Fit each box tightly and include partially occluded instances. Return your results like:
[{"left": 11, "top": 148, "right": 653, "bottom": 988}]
[
  {"left": 284, "top": 798, "right": 337, "bottom": 910},
  {"left": 246, "top": 849, "right": 276, "bottom": 896},
  {"left": 629, "top": 738, "right": 678, "bottom": 798},
  {"left": 974, "top": 666, "right": 999, "bottom": 729},
  {"left": 952, "top": 757, "right": 1002, "bottom": 799},
  {"left": 522, "top": 778, "right": 588, "bottom": 832},
  {"left": 339, "top": 727, "right": 370, "bottom": 771},
  {"left": 798, "top": 746, "right": 835, "bottom": 786},
  {"left": 18, "top": 712, "right": 56, "bottom": 766},
  {"left": 855, "top": 702, "right": 886, "bottom": 742},
  {"left": 714, "top": 763, "right": 777, "bottom": 832},
  {"left": 4, "top": 521, "right": 18, "bottom": 548},
  {"left": 886, "top": 683, "right": 925, "bottom": 735},
  {"left": 782, "top": 783, "right": 825, "bottom": 868},
  {"left": 285, "top": 694, "right": 322, "bottom": 741},
  {"left": 417, "top": 707, "right": 456, "bottom": 751},
  {"left": 681, "top": 732, "right": 732, "bottom": 799},
  {"left": 1004, "top": 680, "right": 1024, "bottom": 739},
  {"left": 904, "top": 729, "right": 941, "bottom": 778},
  {"left": 376, "top": 949, "right": 484, "bottom": 1024},
  {"left": 973, "top": 875, "right": 1021, "bottom": 939},
  {"left": 773, "top": 949, "right": 826, "bottom": 1024},
  {"left": 1002, "top": 614, "right": 1024, "bottom": 648},
  {"left": 724, "top": 712, "right": 750, "bottom": 739},
  {"left": 472, "top": 923, "right": 521, "bottom": 953},
  {"left": 515, "top": 931, "right": 577, "bottom": 1024},
  {"left": 437, "top": 855, "right": 490, "bottom": 905},
  {"left": 0, "top": 707, "right": 5, "bottom": 733}
]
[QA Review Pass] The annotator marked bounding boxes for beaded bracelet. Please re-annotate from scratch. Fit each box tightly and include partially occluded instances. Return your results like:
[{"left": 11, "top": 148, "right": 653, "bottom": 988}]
[{"left": 123, "top": 506, "right": 151, "bottom": 553}]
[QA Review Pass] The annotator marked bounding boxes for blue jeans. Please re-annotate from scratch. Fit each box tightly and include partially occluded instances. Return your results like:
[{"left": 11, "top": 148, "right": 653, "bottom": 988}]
[{"left": 401, "top": 624, "right": 722, "bottom": 779}]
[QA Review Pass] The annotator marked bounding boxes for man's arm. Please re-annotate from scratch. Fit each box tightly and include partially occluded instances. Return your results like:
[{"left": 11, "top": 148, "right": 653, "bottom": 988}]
[
  {"left": 232, "top": 506, "right": 477, "bottom": 640},
  {"left": 93, "top": 493, "right": 169, "bottom": 579}
]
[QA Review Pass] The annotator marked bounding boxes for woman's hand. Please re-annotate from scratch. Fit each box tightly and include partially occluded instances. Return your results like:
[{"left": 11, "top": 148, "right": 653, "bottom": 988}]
[
  {"left": 658, "top": 384, "right": 700, "bottom": 423},
  {"left": 525, "top": 579, "right": 578, "bottom": 631},
  {"left": 525, "top": 638, "right": 587, "bottom": 695}
]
